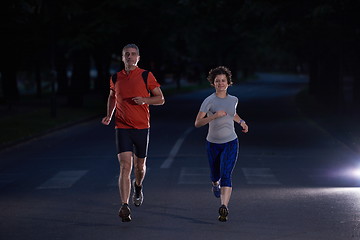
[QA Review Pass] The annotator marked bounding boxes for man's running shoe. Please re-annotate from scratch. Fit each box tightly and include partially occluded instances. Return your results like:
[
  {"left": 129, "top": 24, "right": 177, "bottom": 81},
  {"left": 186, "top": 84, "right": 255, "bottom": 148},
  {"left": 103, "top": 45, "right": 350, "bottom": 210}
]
[
  {"left": 119, "top": 203, "right": 131, "bottom": 222},
  {"left": 218, "top": 204, "right": 229, "bottom": 222},
  {"left": 132, "top": 179, "right": 143, "bottom": 207},
  {"left": 212, "top": 183, "right": 220, "bottom": 198}
]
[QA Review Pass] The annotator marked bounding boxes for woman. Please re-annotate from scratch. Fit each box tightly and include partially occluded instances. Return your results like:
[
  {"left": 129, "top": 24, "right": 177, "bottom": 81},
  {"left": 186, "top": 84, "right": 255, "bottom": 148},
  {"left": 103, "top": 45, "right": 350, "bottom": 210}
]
[{"left": 194, "top": 66, "right": 248, "bottom": 222}]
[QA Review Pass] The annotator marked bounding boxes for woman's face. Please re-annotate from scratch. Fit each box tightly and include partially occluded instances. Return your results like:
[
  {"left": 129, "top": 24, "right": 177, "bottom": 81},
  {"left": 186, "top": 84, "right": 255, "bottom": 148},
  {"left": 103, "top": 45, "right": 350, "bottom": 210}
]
[{"left": 213, "top": 74, "right": 229, "bottom": 91}]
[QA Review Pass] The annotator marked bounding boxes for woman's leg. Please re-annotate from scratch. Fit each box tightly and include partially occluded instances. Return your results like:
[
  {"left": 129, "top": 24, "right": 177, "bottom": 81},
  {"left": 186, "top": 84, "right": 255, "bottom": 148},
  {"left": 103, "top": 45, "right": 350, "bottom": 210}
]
[
  {"left": 220, "top": 187, "right": 232, "bottom": 206},
  {"left": 219, "top": 139, "right": 239, "bottom": 207},
  {"left": 206, "top": 141, "right": 221, "bottom": 184}
]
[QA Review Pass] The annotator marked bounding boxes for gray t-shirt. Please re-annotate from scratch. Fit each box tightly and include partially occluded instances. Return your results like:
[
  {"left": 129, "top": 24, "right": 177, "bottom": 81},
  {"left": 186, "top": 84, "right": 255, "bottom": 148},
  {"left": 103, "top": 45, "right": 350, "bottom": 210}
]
[{"left": 199, "top": 93, "right": 238, "bottom": 144}]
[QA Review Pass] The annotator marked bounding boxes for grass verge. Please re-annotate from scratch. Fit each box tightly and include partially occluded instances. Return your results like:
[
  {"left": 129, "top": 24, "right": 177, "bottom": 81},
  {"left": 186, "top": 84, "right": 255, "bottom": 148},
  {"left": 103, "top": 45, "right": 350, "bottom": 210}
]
[
  {"left": 0, "top": 83, "right": 211, "bottom": 149},
  {"left": 0, "top": 104, "right": 103, "bottom": 147}
]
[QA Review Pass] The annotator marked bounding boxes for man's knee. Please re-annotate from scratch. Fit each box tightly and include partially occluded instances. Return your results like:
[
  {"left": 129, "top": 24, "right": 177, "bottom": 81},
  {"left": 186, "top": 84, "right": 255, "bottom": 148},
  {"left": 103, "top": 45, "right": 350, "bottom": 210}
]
[
  {"left": 118, "top": 152, "right": 133, "bottom": 172},
  {"left": 134, "top": 157, "right": 146, "bottom": 169}
]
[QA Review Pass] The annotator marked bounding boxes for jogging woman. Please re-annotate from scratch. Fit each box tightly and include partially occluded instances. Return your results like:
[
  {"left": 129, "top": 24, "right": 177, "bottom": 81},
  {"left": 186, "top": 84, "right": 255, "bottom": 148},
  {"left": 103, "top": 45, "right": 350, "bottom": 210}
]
[{"left": 194, "top": 66, "right": 248, "bottom": 222}]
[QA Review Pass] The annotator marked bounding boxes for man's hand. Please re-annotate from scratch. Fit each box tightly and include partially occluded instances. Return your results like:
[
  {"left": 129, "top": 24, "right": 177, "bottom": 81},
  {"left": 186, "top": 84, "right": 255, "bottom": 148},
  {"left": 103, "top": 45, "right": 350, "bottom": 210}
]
[
  {"left": 101, "top": 116, "right": 111, "bottom": 125},
  {"left": 132, "top": 97, "right": 146, "bottom": 105}
]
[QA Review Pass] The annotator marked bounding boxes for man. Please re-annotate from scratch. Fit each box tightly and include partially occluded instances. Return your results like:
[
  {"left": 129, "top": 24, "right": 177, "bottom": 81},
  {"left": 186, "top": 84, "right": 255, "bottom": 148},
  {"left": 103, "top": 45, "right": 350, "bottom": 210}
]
[{"left": 102, "top": 44, "right": 165, "bottom": 222}]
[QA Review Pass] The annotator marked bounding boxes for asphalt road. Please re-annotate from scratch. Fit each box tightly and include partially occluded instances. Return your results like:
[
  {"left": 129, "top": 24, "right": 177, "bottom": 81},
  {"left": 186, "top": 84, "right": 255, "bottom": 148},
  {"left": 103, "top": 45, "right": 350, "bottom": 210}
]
[{"left": 1, "top": 73, "right": 360, "bottom": 240}]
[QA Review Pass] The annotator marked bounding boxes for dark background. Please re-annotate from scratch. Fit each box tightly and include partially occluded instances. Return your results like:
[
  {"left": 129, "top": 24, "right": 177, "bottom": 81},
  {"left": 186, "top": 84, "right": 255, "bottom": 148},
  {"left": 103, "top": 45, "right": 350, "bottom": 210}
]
[
  {"left": 1, "top": 2, "right": 360, "bottom": 238},
  {"left": 0, "top": 0, "right": 359, "bottom": 112}
]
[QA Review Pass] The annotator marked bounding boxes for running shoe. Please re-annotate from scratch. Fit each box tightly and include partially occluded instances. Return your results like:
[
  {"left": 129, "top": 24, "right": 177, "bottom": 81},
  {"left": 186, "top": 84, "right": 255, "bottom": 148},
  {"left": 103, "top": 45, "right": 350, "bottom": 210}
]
[
  {"left": 132, "top": 179, "right": 143, "bottom": 207},
  {"left": 218, "top": 204, "right": 229, "bottom": 222},
  {"left": 119, "top": 203, "right": 131, "bottom": 222},
  {"left": 212, "top": 183, "right": 220, "bottom": 198}
]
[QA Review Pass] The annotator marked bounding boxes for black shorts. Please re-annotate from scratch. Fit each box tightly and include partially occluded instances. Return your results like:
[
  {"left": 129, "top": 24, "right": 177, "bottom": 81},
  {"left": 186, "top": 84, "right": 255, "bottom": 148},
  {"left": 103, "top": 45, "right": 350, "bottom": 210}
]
[{"left": 115, "top": 128, "right": 149, "bottom": 158}]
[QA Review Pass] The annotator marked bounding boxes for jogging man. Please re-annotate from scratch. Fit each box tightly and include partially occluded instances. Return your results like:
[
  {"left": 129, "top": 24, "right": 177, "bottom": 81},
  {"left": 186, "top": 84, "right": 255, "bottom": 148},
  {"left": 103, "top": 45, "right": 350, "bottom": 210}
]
[{"left": 102, "top": 44, "right": 165, "bottom": 222}]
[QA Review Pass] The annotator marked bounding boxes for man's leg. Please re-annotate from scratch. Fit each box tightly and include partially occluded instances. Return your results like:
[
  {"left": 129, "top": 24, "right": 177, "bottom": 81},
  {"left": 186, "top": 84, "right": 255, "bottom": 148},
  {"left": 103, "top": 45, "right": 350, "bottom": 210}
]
[
  {"left": 133, "top": 156, "right": 147, "bottom": 186},
  {"left": 130, "top": 128, "right": 149, "bottom": 207},
  {"left": 132, "top": 156, "right": 146, "bottom": 206},
  {"left": 117, "top": 151, "right": 134, "bottom": 222},
  {"left": 118, "top": 151, "right": 133, "bottom": 204}
]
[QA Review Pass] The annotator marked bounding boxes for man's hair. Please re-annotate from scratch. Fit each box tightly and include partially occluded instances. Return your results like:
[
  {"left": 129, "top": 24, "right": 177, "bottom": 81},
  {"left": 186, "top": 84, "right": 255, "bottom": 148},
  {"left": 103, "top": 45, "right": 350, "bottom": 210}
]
[
  {"left": 207, "top": 66, "right": 233, "bottom": 86},
  {"left": 122, "top": 44, "right": 140, "bottom": 55}
]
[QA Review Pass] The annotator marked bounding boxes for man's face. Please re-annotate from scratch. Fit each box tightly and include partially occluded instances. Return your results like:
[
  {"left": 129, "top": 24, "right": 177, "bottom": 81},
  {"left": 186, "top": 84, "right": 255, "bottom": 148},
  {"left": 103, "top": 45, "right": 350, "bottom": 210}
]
[{"left": 122, "top": 47, "right": 140, "bottom": 68}]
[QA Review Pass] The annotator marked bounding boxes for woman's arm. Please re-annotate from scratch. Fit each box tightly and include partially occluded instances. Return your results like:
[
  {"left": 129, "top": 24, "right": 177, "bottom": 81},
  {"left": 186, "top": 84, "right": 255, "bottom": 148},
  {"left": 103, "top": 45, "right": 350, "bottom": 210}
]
[
  {"left": 234, "top": 113, "right": 249, "bottom": 133},
  {"left": 194, "top": 110, "right": 226, "bottom": 128}
]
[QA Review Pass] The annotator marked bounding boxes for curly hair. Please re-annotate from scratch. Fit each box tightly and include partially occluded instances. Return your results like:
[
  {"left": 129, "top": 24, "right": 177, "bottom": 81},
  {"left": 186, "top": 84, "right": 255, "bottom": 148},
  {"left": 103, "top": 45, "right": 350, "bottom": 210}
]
[{"left": 207, "top": 66, "right": 233, "bottom": 86}]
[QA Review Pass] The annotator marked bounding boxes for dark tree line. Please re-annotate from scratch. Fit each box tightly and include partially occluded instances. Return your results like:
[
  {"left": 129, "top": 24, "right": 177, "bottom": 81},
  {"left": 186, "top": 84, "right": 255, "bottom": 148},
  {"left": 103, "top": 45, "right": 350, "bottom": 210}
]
[
  {"left": 0, "top": 0, "right": 359, "bottom": 112},
  {"left": 267, "top": 1, "right": 360, "bottom": 109}
]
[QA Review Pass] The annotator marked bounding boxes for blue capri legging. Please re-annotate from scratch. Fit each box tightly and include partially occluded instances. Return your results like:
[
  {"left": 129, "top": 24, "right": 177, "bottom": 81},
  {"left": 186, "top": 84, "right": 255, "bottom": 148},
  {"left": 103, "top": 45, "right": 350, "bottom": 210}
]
[{"left": 206, "top": 138, "right": 239, "bottom": 187}]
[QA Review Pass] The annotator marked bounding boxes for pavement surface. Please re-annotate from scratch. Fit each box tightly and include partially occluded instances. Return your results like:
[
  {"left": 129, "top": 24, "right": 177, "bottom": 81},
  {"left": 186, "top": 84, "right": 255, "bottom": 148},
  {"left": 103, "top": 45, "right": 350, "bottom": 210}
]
[{"left": 1, "top": 73, "right": 360, "bottom": 240}]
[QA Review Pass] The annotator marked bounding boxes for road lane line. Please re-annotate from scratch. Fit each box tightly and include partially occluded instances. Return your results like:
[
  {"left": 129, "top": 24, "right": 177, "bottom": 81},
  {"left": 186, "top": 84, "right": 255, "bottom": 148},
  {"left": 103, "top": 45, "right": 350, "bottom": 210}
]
[
  {"left": 242, "top": 168, "right": 280, "bottom": 185},
  {"left": 37, "top": 170, "right": 88, "bottom": 189},
  {"left": 160, "top": 127, "right": 193, "bottom": 169}
]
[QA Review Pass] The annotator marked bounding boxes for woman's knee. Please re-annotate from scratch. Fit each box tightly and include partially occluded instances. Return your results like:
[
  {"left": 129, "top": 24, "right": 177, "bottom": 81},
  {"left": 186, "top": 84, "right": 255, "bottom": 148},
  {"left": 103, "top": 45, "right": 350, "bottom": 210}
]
[{"left": 220, "top": 178, "right": 232, "bottom": 187}]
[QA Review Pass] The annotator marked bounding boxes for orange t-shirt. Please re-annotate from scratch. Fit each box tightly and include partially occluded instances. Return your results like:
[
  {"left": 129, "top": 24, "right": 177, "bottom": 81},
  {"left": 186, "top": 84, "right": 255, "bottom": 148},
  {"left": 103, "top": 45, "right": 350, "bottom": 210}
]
[{"left": 110, "top": 67, "right": 160, "bottom": 129}]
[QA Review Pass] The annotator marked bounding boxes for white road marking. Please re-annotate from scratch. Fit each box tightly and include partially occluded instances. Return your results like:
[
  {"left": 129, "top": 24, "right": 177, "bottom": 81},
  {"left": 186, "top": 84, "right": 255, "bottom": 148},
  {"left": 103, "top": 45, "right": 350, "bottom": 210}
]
[
  {"left": 37, "top": 170, "right": 88, "bottom": 189},
  {"left": 178, "top": 167, "right": 209, "bottom": 184},
  {"left": 160, "top": 127, "right": 193, "bottom": 169},
  {"left": 242, "top": 168, "right": 280, "bottom": 185}
]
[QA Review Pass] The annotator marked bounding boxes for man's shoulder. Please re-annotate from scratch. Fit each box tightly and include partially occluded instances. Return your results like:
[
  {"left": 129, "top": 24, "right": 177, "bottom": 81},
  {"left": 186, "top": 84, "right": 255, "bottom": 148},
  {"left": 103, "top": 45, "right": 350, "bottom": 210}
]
[
  {"left": 135, "top": 67, "right": 149, "bottom": 73},
  {"left": 113, "top": 70, "right": 125, "bottom": 78},
  {"left": 116, "top": 67, "right": 148, "bottom": 74},
  {"left": 115, "top": 68, "right": 148, "bottom": 78}
]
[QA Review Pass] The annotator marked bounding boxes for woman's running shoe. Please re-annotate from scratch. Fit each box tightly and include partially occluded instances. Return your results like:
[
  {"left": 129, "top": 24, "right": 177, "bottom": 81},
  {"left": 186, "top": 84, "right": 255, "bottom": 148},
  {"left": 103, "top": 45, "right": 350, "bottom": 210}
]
[
  {"left": 218, "top": 204, "right": 229, "bottom": 222},
  {"left": 212, "top": 183, "right": 220, "bottom": 198}
]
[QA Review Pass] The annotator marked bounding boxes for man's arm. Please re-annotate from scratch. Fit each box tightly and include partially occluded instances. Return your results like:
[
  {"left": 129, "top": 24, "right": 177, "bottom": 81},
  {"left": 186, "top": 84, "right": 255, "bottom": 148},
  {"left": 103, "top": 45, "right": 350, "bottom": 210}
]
[
  {"left": 132, "top": 87, "right": 165, "bottom": 106},
  {"left": 101, "top": 90, "right": 116, "bottom": 125}
]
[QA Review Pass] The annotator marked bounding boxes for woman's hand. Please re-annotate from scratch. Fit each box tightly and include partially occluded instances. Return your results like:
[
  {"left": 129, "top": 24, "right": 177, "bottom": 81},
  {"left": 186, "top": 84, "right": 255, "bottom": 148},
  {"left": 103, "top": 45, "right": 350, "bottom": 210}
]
[
  {"left": 195, "top": 110, "right": 227, "bottom": 128},
  {"left": 240, "top": 121, "right": 249, "bottom": 133},
  {"left": 214, "top": 110, "right": 227, "bottom": 119}
]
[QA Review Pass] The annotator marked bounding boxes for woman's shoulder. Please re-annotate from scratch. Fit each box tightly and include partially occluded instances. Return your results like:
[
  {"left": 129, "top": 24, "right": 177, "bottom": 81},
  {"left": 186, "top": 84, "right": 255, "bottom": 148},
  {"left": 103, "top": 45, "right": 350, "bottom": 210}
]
[
  {"left": 200, "top": 93, "right": 216, "bottom": 107},
  {"left": 227, "top": 94, "right": 238, "bottom": 101},
  {"left": 203, "top": 92, "right": 216, "bottom": 101}
]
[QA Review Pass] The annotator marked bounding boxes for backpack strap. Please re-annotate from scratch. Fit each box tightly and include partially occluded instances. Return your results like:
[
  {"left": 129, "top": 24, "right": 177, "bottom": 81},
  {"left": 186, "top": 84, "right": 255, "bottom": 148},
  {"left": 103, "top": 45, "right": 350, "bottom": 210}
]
[
  {"left": 111, "top": 70, "right": 150, "bottom": 93},
  {"left": 142, "top": 70, "right": 150, "bottom": 93}
]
